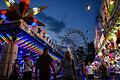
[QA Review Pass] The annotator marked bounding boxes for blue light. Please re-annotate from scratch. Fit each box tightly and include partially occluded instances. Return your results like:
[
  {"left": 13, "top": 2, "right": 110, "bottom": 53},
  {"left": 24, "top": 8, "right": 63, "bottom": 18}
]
[
  {"left": 37, "top": 57, "right": 39, "bottom": 59},
  {"left": 1, "top": 15, "right": 6, "bottom": 20},
  {"left": 20, "top": 51, "right": 23, "bottom": 53},
  {"left": 32, "top": 22, "right": 37, "bottom": 26},
  {"left": 6, "top": 33, "right": 10, "bottom": 37},
  {"left": 2, "top": 42, "right": 6, "bottom": 45},
  {"left": 0, "top": 34, "right": 2, "bottom": 37},
  {"left": 18, "top": 58, "right": 22, "bottom": 60},
  {"left": 6, "top": 20, "right": 10, "bottom": 23}
]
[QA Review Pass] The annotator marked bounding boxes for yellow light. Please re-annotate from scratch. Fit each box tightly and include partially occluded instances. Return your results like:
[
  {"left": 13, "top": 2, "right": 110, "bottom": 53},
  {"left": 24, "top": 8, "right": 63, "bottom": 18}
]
[
  {"left": 33, "top": 7, "right": 38, "bottom": 12},
  {"left": 16, "top": 37, "right": 20, "bottom": 40},
  {"left": 118, "top": 44, "right": 120, "bottom": 47},
  {"left": 20, "top": 43, "right": 27, "bottom": 47},
  {"left": 17, "top": 40, "right": 24, "bottom": 44},
  {"left": 98, "top": 51, "right": 103, "bottom": 57},
  {"left": 110, "top": 1, "right": 114, "bottom": 5},
  {"left": 6, "top": 1, "right": 10, "bottom": 7},
  {"left": 2, "top": 36, "right": 9, "bottom": 43},
  {"left": 24, "top": 44, "right": 32, "bottom": 48}
]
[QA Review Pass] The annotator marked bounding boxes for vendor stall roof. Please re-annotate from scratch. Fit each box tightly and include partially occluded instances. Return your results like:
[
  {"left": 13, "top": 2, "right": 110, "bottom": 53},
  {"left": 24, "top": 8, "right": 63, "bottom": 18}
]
[{"left": 0, "top": 22, "right": 63, "bottom": 60}]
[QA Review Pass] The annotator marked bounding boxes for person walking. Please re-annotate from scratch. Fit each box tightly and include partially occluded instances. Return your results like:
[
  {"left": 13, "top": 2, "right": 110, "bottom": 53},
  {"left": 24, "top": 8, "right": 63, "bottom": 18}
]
[
  {"left": 108, "top": 63, "right": 115, "bottom": 80},
  {"left": 36, "top": 48, "right": 57, "bottom": 80},
  {"left": 86, "top": 61, "right": 94, "bottom": 80},
  {"left": 58, "top": 51, "right": 77, "bottom": 80},
  {"left": 99, "top": 60, "right": 109, "bottom": 80},
  {"left": 81, "top": 62, "right": 87, "bottom": 80},
  {"left": 22, "top": 55, "right": 34, "bottom": 80},
  {"left": 9, "top": 59, "right": 20, "bottom": 80}
]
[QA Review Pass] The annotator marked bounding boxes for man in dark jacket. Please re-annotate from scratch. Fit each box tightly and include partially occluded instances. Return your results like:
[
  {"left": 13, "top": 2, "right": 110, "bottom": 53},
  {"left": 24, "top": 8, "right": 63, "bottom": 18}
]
[{"left": 36, "top": 48, "right": 57, "bottom": 80}]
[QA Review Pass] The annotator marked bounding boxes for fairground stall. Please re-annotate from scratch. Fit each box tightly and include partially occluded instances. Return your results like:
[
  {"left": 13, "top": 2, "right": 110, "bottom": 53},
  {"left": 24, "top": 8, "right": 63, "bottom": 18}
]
[
  {"left": 0, "top": 0, "right": 63, "bottom": 79},
  {"left": 95, "top": 0, "right": 120, "bottom": 64}
]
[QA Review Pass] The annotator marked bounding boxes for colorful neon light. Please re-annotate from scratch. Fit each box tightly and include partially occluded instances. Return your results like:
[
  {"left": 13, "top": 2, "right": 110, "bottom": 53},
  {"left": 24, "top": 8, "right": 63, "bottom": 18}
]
[
  {"left": 20, "top": 42, "right": 29, "bottom": 47},
  {"left": 6, "top": 33, "right": 12, "bottom": 40},
  {"left": 0, "top": 0, "right": 63, "bottom": 61},
  {"left": 0, "top": 34, "right": 10, "bottom": 44},
  {"left": 0, "top": 39, "right": 3, "bottom": 45},
  {"left": 17, "top": 40, "right": 25, "bottom": 44},
  {"left": 24, "top": 43, "right": 32, "bottom": 48},
  {"left": 2, "top": 0, "right": 46, "bottom": 26}
]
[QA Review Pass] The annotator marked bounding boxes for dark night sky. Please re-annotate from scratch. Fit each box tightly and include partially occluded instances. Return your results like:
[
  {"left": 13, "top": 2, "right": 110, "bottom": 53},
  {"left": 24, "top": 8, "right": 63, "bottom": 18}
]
[{"left": 0, "top": 0, "right": 102, "bottom": 44}]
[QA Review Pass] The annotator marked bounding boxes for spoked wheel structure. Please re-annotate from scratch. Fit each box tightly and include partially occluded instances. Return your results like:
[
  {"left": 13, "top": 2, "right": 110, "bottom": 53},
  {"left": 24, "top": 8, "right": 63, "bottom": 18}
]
[
  {"left": 62, "top": 29, "right": 87, "bottom": 48},
  {"left": 61, "top": 29, "right": 88, "bottom": 63}
]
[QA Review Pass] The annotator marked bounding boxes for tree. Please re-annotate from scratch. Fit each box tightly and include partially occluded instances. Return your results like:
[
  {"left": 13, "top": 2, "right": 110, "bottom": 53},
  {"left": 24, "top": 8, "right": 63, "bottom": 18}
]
[
  {"left": 87, "top": 41, "right": 95, "bottom": 54},
  {"left": 86, "top": 41, "right": 95, "bottom": 62}
]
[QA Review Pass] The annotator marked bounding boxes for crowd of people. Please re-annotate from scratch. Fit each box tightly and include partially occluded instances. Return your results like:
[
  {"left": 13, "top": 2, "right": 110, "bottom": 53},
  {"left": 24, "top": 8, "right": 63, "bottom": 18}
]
[
  {"left": 8, "top": 48, "right": 120, "bottom": 80},
  {"left": 8, "top": 48, "right": 77, "bottom": 80},
  {"left": 78, "top": 60, "right": 120, "bottom": 80}
]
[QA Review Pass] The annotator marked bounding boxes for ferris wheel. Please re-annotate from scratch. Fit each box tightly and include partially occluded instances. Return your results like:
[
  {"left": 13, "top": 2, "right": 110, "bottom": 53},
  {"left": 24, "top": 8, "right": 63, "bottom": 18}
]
[{"left": 61, "top": 29, "right": 88, "bottom": 48}]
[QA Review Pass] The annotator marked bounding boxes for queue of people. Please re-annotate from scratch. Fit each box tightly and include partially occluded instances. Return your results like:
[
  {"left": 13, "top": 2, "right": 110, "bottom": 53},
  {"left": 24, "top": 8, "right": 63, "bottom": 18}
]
[{"left": 8, "top": 48, "right": 120, "bottom": 80}]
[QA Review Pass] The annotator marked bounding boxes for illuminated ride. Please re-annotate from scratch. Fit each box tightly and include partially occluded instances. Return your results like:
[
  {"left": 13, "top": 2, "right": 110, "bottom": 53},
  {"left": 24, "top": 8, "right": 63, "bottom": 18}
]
[
  {"left": 0, "top": 0, "right": 63, "bottom": 79},
  {"left": 0, "top": 0, "right": 47, "bottom": 26},
  {"left": 61, "top": 29, "right": 88, "bottom": 62},
  {"left": 62, "top": 29, "right": 87, "bottom": 48},
  {"left": 0, "top": 0, "right": 63, "bottom": 63}
]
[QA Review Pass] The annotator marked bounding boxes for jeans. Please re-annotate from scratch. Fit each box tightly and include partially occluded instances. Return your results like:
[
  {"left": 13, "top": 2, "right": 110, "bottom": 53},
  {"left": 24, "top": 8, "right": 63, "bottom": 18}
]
[
  {"left": 82, "top": 74, "right": 87, "bottom": 80},
  {"left": 109, "top": 72, "right": 115, "bottom": 80},
  {"left": 115, "top": 73, "right": 120, "bottom": 80}
]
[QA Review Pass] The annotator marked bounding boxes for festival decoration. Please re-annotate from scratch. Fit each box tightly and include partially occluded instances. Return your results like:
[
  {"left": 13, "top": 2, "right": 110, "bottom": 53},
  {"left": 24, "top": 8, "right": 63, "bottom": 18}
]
[{"left": 0, "top": 0, "right": 47, "bottom": 26}]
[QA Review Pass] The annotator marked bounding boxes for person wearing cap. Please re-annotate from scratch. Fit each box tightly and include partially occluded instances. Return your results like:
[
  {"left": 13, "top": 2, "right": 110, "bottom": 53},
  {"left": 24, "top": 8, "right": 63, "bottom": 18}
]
[
  {"left": 22, "top": 55, "right": 34, "bottom": 80},
  {"left": 36, "top": 48, "right": 57, "bottom": 80}
]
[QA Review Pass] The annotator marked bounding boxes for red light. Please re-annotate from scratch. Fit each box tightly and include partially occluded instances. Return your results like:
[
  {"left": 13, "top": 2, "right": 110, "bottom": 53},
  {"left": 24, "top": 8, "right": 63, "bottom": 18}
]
[
  {"left": 20, "top": 0, "right": 30, "bottom": 4},
  {"left": 0, "top": 10, "right": 7, "bottom": 15}
]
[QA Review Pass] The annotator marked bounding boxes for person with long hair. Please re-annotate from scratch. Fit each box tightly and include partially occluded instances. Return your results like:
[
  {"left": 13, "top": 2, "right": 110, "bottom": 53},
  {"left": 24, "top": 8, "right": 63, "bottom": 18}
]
[
  {"left": 81, "top": 62, "right": 87, "bottom": 80},
  {"left": 58, "top": 51, "right": 77, "bottom": 80}
]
